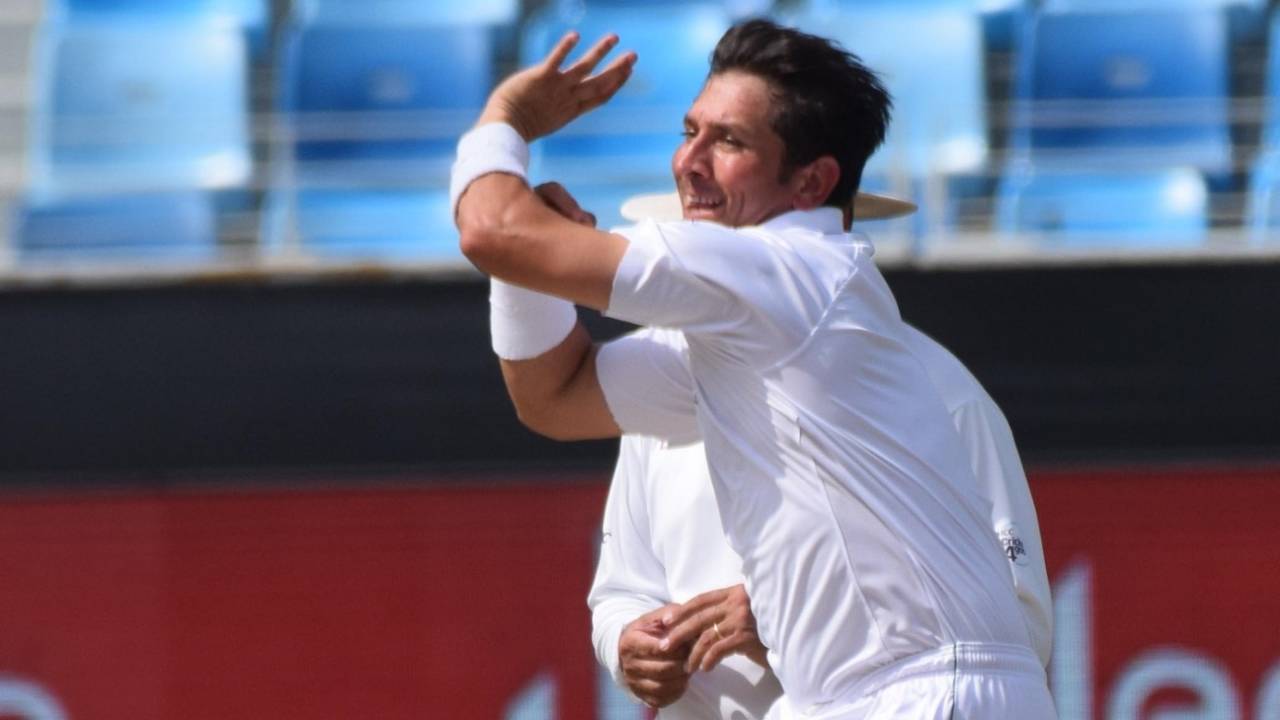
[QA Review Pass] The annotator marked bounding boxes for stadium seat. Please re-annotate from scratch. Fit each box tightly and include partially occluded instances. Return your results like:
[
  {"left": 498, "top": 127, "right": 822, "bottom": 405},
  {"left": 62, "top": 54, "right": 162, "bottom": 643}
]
[
  {"left": 51, "top": 0, "right": 268, "bottom": 25},
  {"left": 282, "top": 23, "right": 491, "bottom": 181},
  {"left": 13, "top": 192, "right": 219, "bottom": 262},
  {"left": 1039, "top": 0, "right": 1262, "bottom": 10},
  {"left": 292, "top": 0, "right": 519, "bottom": 26},
  {"left": 1005, "top": 7, "right": 1231, "bottom": 172},
  {"left": 996, "top": 7, "right": 1229, "bottom": 246},
  {"left": 265, "top": 10, "right": 497, "bottom": 259},
  {"left": 1246, "top": 151, "right": 1280, "bottom": 240},
  {"left": 277, "top": 190, "right": 457, "bottom": 259},
  {"left": 545, "top": 0, "right": 772, "bottom": 17},
  {"left": 50, "top": 0, "right": 271, "bottom": 55},
  {"left": 1245, "top": 9, "right": 1280, "bottom": 240},
  {"left": 995, "top": 168, "right": 1209, "bottom": 247},
  {"left": 520, "top": 1, "right": 733, "bottom": 230},
  {"left": 17, "top": 16, "right": 250, "bottom": 261},
  {"left": 27, "top": 19, "right": 251, "bottom": 199}
]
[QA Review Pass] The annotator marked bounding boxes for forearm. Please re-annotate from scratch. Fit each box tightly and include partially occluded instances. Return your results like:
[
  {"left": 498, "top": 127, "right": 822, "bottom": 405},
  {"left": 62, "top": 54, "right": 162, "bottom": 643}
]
[
  {"left": 451, "top": 119, "right": 626, "bottom": 311},
  {"left": 498, "top": 323, "right": 620, "bottom": 440}
]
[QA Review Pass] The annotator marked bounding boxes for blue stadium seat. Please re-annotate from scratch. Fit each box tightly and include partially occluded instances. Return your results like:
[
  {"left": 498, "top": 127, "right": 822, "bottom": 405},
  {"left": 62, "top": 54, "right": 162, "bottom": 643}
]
[
  {"left": 1246, "top": 151, "right": 1280, "bottom": 240},
  {"left": 1037, "top": 0, "right": 1267, "bottom": 42},
  {"left": 27, "top": 19, "right": 251, "bottom": 200},
  {"left": 995, "top": 168, "right": 1208, "bottom": 246},
  {"left": 281, "top": 190, "right": 458, "bottom": 260},
  {"left": 292, "top": 0, "right": 519, "bottom": 26},
  {"left": 51, "top": 0, "right": 268, "bottom": 25},
  {"left": 282, "top": 23, "right": 491, "bottom": 181},
  {"left": 18, "top": 17, "right": 250, "bottom": 261},
  {"left": 1245, "top": 9, "right": 1280, "bottom": 240},
  {"left": 520, "top": 1, "right": 733, "bottom": 229},
  {"left": 264, "top": 10, "right": 497, "bottom": 259},
  {"left": 547, "top": 0, "right": 771, "bottom": 17},
  {"left": 1040, "top": 0, "right": 1261, "bottom": 9},
  {"left": 996, "top": 7, "right": 1229, "bottom": 246},
  {"left": 1005, "top": 8, "right": 1231, "bottom": 172},
  {"left": 13, "top": 192, "right": 219, "bottom": 262},
  {"left": 50, "top": 0, "right": 271, "bottom": 55}
]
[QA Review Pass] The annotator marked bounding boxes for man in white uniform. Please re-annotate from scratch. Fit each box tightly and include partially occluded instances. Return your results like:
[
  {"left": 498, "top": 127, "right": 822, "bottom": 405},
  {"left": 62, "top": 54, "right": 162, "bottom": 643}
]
[
  {"left": 588, "top": 323, "right": 1053, "bottom": 717},
  {"left": 452, "top": 19, "right": 1056, "bottom": 717}
]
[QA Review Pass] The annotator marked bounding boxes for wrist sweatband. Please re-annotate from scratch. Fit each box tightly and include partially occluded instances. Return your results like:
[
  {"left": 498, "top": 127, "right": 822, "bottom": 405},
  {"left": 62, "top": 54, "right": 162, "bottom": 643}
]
[
  {"left": 450, "top": 122, "right": 530, "bottom": 219},
  {"left": 489, "top": 278, "right": 578, "bottom": 360}
]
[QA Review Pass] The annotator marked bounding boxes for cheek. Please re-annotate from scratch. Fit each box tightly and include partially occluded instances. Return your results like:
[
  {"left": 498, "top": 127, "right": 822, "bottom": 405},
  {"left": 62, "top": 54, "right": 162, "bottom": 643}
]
[
  {"left": 729, "top": 162, "right": 778, "bottom": 202},
  {"left": 717, "top": 155, "right": 760, "bottom": 193}
]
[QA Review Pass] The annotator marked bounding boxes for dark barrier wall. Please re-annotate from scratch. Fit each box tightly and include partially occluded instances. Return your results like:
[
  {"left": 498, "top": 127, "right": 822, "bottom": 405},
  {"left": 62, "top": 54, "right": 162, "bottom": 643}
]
[{"left": 0, "top": 262, "right": 1277, "bottom": 478}]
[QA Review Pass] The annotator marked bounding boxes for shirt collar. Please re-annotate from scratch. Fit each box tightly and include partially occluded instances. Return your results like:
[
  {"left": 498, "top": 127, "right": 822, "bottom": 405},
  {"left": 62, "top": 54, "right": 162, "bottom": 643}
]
[{"left": 758, "top": 207, "right": 845, "bottom": 235}]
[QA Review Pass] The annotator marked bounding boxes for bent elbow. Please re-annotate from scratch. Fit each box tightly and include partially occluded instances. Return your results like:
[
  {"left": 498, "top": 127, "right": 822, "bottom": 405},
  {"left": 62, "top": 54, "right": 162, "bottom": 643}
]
[
  {"left": 511, "top": 400, "right": 585, "bottom": 442},
  {"left": 459, "top": 224, "right": 503, "bottom": 273}
]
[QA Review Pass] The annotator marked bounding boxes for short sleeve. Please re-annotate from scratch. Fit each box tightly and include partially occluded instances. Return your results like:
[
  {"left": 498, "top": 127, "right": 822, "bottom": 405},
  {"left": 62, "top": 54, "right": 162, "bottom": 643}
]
[
  {"left": 596, "top": 327, "right": 700, "bottom": 444},
  {"left": 606, "top": 220, "right": 813, "bottom": 365}
]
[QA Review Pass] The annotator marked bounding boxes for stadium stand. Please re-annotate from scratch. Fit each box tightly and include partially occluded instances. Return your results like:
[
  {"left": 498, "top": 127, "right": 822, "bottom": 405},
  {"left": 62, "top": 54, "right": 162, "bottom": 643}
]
[
  {"left": 3, "top": 0, "right": 1279, "bottom": 268},
  {"left": 1246, "top": 5, "right": 1280, "bottom": 241},
  {"left": 262, "top": 1, "right": 507, "bottom": 260},
  {"left": 49, "top": 0, "right": 270, "bottom": 52},
  {"left": 294, "top": 0, "right": 518, "bottom": 25},
  {"left": 995, "top": 5, "right": 1232, "bottom": 246},
  {"left": 13, "top": 6, "right": 252, "bottom": 262}
]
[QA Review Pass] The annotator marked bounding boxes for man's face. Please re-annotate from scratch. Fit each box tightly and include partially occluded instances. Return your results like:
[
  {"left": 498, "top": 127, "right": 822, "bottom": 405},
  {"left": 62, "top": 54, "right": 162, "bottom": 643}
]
[{"left": 673, "top": 71, "right": 799, "bottom": 227}]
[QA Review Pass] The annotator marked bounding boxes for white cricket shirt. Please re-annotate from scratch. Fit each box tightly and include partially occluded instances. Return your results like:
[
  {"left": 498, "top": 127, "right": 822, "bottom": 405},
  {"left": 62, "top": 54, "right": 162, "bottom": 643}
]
[
  {"left": 599, "top": 208, "right": 1032, "bottom": 713},
  {"left": 901, "top": 325, "right": 1053, "bottom": 666},
  {"left": 589, "top": 434, "right": 784, "bottom": 719},
  {"left": 590, "top": 326, "right": 1051, "bottom": 717}
]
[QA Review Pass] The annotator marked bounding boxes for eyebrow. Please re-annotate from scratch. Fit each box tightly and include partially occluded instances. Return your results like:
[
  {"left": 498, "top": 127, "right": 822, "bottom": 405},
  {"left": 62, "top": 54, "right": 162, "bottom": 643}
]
[{"left": 683, "top": 115, "right": 753, "bottom": 138}]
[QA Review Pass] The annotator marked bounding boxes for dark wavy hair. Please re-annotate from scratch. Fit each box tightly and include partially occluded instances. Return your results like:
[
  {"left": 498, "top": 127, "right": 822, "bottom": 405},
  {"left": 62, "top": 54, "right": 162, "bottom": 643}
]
[{"left": 709, "top": 19, "right": 892, "bottom": 209}]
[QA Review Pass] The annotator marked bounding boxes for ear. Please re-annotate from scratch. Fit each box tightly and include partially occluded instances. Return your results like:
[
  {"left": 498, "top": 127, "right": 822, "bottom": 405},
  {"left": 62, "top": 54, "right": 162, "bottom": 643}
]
[{"left": 789, "top": 156, "right": 841, "bottom": 210}]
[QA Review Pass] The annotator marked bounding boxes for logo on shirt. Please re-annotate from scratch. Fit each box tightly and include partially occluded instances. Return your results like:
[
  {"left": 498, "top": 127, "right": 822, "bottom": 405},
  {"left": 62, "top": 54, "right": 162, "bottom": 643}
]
[{"left": 998, "top": 525, "right": 1028, "bottom": 567}]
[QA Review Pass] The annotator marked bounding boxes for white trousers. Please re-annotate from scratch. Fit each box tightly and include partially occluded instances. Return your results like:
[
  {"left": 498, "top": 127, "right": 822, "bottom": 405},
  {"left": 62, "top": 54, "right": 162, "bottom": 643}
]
[{"left": 766, "top": 642, "right": 1057, "bottom": 720}]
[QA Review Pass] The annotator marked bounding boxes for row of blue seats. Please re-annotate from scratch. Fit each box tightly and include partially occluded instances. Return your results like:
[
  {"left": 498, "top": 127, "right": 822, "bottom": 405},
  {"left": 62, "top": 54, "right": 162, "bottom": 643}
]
[{"left": 13, "top": 0, "right": 1280, "bottom": 264}]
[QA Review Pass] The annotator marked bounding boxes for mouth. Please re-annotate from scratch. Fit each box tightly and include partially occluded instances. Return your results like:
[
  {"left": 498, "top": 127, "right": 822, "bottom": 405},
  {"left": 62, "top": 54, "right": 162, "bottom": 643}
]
[{"left": 681, "top": 193, "right": 725, "bottom": 218}]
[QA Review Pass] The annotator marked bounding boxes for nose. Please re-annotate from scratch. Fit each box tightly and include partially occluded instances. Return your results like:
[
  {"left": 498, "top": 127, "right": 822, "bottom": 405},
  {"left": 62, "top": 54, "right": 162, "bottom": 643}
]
[{"left": 673, "top": 132, "right": 710, "bottom": 180}]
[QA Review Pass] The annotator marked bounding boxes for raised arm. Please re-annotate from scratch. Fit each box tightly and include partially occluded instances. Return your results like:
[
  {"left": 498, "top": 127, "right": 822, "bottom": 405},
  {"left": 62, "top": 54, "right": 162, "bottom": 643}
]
[
  {"left": 452, "top": 33, "right": 641, "bottom": 440},
  {"left": 454, "top": 31, "right": 637, "bottom": 311}
]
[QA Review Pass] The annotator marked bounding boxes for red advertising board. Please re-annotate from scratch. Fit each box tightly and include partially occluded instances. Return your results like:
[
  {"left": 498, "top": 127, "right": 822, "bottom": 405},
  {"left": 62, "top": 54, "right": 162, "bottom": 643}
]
[
  {"left": 0, "top": 464, "right": 1277, "bottom": 719},
  {"left": 1034, "top": 465, "right": 1280, "bottom": 720},
  {"left": 0, "top": 476, "right": 606, "bottom": 719}
]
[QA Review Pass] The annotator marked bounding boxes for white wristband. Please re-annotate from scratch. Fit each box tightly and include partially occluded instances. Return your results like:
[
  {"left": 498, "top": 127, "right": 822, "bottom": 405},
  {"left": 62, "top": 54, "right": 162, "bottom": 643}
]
[
  {"left": 450, "top": 122, "right": 531, "bottom": 220},
  {"left": 490, "top": 278, "right": 578, "bottom": 360}
]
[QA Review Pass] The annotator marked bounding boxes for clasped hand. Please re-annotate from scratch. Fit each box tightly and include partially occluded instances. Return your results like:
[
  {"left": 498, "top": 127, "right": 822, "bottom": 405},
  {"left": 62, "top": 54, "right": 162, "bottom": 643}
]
[
  {"left": 478, "top": 31, "right": 637, "bottom": 142},
  {"left": 617, "top": 585, "right": 769, "bottom": 709}
]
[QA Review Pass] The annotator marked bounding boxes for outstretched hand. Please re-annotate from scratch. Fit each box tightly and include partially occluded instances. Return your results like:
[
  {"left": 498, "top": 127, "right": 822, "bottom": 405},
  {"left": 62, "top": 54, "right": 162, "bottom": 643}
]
[{"left": 478, "top": 31, "right": 637, "bottom": 141}]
